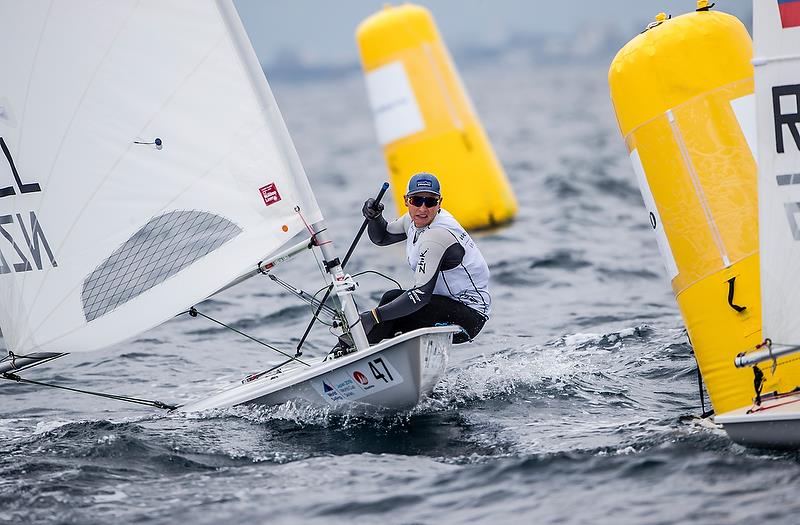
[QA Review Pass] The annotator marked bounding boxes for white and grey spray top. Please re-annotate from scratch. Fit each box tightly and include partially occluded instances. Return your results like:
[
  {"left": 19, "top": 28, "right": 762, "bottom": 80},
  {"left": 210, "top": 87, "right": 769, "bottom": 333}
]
[{"left": 366, "top": 209, "right": 491, "bottom": 317}]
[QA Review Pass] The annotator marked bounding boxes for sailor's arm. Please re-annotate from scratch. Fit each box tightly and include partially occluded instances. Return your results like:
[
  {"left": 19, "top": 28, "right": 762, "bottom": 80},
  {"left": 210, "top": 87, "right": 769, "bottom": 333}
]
[
  {"left": 362, "top": 229, "right": 465, "bottom": 327},
  {"left": 364, "top": 198, "right": 409, "bottom": 246}
]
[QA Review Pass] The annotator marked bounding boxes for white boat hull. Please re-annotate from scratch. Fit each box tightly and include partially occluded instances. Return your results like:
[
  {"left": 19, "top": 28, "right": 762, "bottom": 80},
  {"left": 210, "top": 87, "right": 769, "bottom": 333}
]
[
  {"left": 179, "top": 326, "right": 459, "bottom": 413},
  {"left": 715, "top": 393, "right": 800, "bottom": 449}
]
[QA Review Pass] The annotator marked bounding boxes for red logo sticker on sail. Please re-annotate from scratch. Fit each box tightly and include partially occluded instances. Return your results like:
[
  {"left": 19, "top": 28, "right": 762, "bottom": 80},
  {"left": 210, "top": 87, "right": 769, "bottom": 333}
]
[
  {"left": 259, "top": 183, "right": 281, "bottom": 206},
  {"left": 353, "top": 371, "right": 369, "bottom": 385},
  {"left": 779, "top": 0, "right": 800, "bottom": 28}
]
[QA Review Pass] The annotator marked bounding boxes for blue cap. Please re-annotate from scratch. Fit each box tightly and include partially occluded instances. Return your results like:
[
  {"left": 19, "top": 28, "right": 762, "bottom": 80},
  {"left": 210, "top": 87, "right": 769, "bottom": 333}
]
[{"left": 406, "top": 173, "right": 441, "bottom": 196}]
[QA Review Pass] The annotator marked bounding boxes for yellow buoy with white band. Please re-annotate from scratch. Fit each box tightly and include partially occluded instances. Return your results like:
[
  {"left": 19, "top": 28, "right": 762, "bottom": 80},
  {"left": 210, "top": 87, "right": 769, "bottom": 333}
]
[
  {"left": 356, "top": 3, "right": 516, "bottom": 229},
  {"left": 609, "top": 5, "right": 800, "bottom": 415}
]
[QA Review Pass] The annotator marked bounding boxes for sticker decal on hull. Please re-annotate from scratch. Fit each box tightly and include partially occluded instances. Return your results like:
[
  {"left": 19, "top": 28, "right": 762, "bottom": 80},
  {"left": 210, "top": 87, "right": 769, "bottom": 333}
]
[{"left": 311, "top": 354, "right": 403, "bottom": 405}]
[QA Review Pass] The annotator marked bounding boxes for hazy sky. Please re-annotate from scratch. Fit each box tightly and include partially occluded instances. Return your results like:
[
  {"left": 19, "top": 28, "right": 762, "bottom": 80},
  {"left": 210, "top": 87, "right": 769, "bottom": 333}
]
[{"left": 234, "top": 0, "right": 752, "bottom": 65}]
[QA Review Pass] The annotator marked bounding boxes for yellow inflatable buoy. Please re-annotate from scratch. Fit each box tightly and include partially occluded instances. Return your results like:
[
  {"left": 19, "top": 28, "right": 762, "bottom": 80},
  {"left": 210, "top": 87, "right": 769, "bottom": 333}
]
[
  {"left": 609, "top": 5, "right": 800, "bottom": 414},
  {"left": 356, "top": 3, "right": 516, "bottom": 229}
]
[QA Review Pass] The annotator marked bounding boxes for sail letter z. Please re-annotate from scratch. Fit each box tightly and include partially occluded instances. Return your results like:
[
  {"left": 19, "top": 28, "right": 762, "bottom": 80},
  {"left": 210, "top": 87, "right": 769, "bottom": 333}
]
[
  {"left": 0, "top": 212, "right": 57, "bottom": 273},
  {"left": 0, "top": 137, "right": 41, "bottom": 198}
]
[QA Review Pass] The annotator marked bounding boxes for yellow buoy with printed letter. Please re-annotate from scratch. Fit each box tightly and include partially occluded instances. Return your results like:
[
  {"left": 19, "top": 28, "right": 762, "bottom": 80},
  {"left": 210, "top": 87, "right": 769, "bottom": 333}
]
[
  {"left": 609, "top": 3, "right": 800, "bottom": 416},
  {"left": 355, "top": 3, "right": 516, "bottom": 230}
]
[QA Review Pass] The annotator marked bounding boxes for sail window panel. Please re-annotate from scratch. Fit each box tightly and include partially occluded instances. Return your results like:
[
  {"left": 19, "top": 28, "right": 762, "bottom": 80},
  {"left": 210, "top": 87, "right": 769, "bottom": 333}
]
[{"left": 81, "top": 210, "right": 241, "bottom": 322}]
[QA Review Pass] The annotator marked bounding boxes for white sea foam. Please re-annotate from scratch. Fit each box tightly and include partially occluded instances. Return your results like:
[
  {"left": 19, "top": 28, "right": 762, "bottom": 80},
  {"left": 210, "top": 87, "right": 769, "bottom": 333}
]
[
  {"left": 32, "top": 419, "right": 74, "bottom": 435},
  {"left": 433, "top": 346, "right": 583, "bottom": 404},
  {"left": 433, "top": 326, "right": 647, "bottom": 405},
  {"left": 92, "top": 489, "right": 128, "bottom": 503},
  {"left": 97, "top": 433, "right": 118, "bottom": 445},
  {"left": 561, "top": 325, "right": 647, "bottom": 349}
]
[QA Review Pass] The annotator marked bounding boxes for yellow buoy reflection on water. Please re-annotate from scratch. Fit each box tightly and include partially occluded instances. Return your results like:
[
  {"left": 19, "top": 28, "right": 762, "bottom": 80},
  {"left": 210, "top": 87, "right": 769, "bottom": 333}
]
[
  {"left": 356, "top": 3, "right": 516, "bottom": 229},
  {"left": 609, "top": 6, "right": 800, "bottom": 415}
]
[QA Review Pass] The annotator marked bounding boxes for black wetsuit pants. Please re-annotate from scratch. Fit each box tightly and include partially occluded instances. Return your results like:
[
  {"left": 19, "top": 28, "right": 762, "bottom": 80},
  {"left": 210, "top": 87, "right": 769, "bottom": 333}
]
[{"left": 365, "top": 289, "right": 487, "bottom": 345}]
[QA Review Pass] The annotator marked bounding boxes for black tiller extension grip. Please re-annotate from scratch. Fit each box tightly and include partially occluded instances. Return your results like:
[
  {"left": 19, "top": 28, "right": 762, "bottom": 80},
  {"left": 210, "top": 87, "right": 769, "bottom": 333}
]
[{"left": 342, "top": 181, "right": 390, "bottom": 268}]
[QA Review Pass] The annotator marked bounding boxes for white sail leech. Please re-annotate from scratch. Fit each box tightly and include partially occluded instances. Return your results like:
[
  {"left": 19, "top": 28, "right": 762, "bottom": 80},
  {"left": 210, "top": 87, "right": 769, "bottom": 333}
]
[
  {"left": 80, "top": 210, "right": 243, "bottom": 322},
  {"left": 0, "top": 1, "right": 323, "bottom": 354}
]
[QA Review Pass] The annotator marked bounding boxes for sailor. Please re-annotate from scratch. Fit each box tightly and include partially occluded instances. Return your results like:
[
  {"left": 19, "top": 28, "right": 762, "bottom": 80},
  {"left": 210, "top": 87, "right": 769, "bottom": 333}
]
[{"left": 359, "top": 173, "right": 491, "bottom": 344}]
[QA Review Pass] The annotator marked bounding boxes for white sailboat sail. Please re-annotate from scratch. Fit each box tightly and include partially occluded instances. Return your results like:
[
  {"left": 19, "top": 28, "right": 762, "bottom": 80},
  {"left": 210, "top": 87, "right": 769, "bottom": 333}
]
[
  {"left": 756, "top": 0, "right": 800, "bottom": 346},
  {"left": 0, "top": 1, "right": 322, "bottom": 354}
]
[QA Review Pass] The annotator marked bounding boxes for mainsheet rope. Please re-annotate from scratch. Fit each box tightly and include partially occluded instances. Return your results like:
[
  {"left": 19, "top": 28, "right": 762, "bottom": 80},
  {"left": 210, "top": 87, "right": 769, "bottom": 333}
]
[{"left": 1, "top": 371, "right": 177, "bottom": 410}]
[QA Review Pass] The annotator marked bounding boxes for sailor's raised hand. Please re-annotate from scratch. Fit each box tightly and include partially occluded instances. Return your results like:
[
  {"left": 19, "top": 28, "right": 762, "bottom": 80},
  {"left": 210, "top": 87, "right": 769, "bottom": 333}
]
[{"left": 362, "top": 198, "right": 384, "bottom": 220}]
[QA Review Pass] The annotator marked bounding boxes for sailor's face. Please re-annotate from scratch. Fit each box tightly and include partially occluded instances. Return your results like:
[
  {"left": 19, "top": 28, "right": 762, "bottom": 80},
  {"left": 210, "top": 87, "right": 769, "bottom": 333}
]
[{"left": 405, "top": 192, "right": 441, "bottom": 228}]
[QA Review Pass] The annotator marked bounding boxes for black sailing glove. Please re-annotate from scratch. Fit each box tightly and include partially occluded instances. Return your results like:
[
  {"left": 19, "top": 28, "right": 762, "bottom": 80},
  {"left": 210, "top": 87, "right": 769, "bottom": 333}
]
[
  {"left": 360, "top": 309, "right": 379, "bottom": 335},
  {"left": 362, "top": 198, "right": 384, "bottom": 220}
]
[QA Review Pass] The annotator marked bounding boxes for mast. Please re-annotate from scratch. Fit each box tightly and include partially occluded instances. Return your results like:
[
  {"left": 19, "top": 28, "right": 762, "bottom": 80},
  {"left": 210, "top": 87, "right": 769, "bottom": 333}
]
[{"left": 310, "top": 221, "right": 370, "bottom": 351}]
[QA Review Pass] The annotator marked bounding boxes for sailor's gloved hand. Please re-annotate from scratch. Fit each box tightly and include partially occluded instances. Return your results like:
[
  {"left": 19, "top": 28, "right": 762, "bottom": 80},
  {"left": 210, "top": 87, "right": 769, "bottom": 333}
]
[
  {"left": 333, "top": 274, "right": 357, "bottom": 296},
  {"left": 360, "top": 309, "right": 379, "bottom": 334},
  {"left": 362, "top": 198, "right": 384, "bottom": 220}
]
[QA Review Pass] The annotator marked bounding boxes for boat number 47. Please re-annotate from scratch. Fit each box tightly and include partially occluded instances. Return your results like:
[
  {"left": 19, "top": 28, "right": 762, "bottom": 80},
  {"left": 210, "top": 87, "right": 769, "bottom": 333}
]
[{"left": 368, "top": 357, "right": 394, "bottom": 383}]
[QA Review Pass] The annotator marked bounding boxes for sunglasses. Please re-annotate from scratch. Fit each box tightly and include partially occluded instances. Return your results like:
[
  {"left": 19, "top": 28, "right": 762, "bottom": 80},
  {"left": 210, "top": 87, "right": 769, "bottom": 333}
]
[{"left": 407, "top": 195, "right": 440, "bottom": 207}]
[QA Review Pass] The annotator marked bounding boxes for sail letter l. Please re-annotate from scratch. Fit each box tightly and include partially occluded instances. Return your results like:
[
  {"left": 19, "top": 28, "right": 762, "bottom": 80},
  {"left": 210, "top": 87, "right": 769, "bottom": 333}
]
[{"left": 0, "top": 137, "right": 41, "bottom": 198}]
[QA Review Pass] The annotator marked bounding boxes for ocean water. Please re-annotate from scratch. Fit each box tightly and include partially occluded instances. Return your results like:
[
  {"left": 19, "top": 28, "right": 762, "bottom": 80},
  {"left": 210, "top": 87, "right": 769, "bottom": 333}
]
[{"left": 3, "top": 62, "right": 800, "bottom": 525}]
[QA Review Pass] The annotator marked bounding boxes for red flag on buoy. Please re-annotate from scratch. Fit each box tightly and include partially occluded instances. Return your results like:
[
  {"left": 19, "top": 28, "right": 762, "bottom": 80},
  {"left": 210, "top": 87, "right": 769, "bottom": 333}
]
[{"left": 779, "top": 0, "right": 800, "bottom": 28}]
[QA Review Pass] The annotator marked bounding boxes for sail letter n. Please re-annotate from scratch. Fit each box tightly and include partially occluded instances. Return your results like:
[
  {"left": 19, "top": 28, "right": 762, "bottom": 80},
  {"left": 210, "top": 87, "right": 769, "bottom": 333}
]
[
  {"left": 0, "top": 212, "right": 57, "bottom": 273},
  {"left": 17, "top": 212, "right": 57, "bottom": 269},
  {"left": 773, "top": 84, "right": 800, "bottom": 154}
]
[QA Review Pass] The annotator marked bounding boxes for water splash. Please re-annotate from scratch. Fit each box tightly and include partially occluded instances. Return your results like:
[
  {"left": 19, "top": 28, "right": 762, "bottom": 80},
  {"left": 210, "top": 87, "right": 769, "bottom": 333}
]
[{"left": 431, "top": 325, "right": 652, "bottom": 409}]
